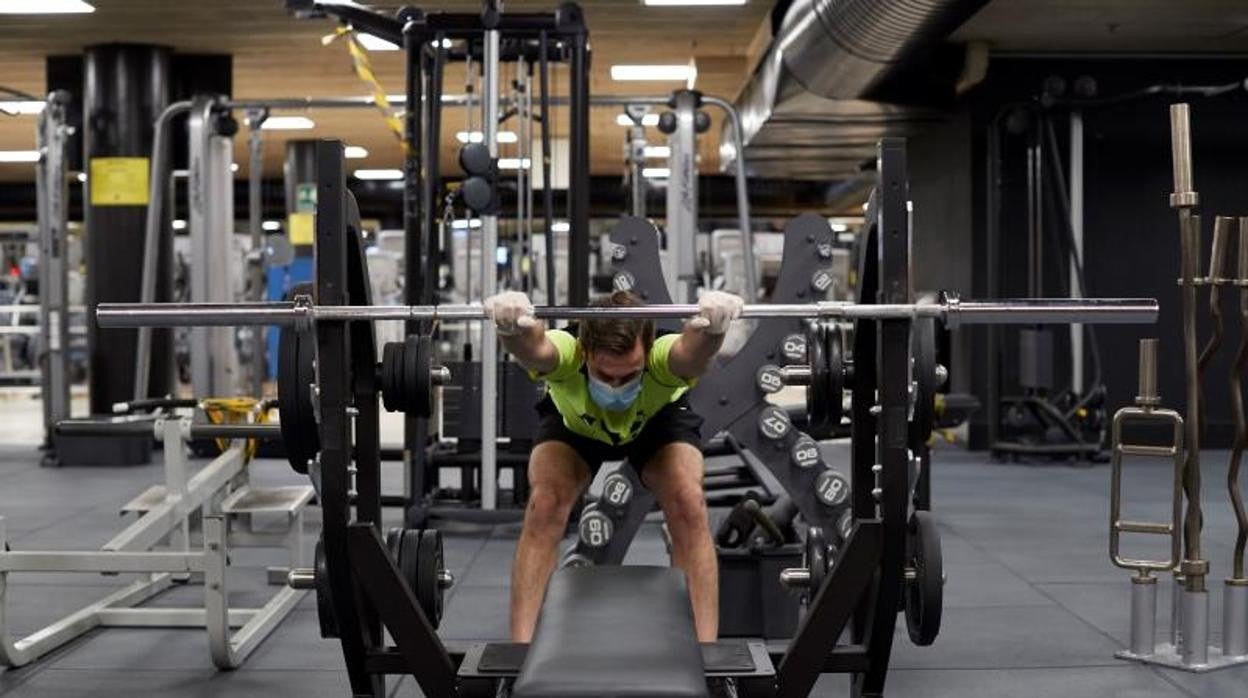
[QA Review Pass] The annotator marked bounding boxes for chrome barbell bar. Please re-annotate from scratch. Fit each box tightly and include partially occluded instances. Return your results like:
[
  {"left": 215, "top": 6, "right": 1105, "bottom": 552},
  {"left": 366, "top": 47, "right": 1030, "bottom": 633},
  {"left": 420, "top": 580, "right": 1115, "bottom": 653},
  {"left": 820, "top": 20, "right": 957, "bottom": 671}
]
[{"left": 95, "top": 295, "right": 1159, "bottom": 329}]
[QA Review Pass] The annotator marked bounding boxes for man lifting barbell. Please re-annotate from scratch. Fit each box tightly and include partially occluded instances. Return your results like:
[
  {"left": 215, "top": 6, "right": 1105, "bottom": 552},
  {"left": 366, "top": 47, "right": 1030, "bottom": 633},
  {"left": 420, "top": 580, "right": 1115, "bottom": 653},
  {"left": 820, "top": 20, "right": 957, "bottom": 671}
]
[{"left": 485, "top": 288, "right": 744, "bottom": 644}]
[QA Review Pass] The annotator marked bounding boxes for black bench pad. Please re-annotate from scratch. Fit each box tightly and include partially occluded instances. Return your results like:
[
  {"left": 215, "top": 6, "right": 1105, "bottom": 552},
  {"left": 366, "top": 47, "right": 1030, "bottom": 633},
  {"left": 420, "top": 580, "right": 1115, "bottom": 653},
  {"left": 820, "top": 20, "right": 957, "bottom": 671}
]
[{"left": 512, "top": 565, "right": 708, "bottom": 698}]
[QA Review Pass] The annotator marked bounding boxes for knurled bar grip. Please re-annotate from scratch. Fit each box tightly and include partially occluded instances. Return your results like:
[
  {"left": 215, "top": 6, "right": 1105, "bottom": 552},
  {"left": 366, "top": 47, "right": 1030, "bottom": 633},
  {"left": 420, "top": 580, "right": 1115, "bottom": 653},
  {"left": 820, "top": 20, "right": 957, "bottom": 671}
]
[
  {"left": 1110, "top": 339, "right": 1184, "bottom": 574},
  {"left": 1229, "top": 216, "right": 1248, "bottom": 579},
  {"left": 94, "top": 297, "right": 1161, "bottom": 328},
  {"left": 1172, "top": 102, "right": 1206, "bottom": 590}
]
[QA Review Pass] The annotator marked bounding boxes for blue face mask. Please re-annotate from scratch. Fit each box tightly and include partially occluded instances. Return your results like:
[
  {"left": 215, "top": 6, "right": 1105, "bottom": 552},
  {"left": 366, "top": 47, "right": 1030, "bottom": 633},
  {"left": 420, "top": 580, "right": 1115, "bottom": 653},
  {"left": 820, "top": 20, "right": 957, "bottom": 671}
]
[{"left": 588, "top": 374, "right": 642, "bottom": 412}]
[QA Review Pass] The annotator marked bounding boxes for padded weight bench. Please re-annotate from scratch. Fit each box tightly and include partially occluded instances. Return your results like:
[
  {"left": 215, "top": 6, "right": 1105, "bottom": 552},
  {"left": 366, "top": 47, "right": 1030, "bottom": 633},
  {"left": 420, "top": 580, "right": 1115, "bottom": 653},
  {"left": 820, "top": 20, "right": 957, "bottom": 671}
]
[{"left": 512, "top": 565, "right": 709, "bottom": 698}]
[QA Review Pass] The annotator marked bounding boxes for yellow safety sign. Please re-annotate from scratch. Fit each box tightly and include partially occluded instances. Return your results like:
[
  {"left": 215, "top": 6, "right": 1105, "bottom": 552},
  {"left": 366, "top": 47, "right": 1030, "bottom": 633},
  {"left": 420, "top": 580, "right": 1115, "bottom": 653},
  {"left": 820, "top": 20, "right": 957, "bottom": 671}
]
[
  {"left": 288, "top": 212, "right": 315, "bottom": 245},
  {"left": 89, "top": 157, "right": 150, "bottom": 206}
]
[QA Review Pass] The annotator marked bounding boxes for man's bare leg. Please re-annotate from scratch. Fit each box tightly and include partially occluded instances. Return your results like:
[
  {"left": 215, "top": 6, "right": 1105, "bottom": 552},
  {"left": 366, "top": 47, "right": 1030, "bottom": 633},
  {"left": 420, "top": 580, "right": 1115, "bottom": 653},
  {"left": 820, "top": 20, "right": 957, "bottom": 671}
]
[
  {"left": 509, "top": 441, "right": 591, "bottom": 643},
  {"left": 643, "top": 442, "right": 718, "bottom": 642}
]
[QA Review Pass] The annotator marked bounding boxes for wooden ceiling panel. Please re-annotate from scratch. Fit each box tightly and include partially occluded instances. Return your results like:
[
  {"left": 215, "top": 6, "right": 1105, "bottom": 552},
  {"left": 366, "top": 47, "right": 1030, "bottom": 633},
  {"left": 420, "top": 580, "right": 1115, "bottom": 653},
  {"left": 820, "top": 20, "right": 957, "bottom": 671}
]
[{"left": 0, "top": 0, "right": 773, "bottom": 182}]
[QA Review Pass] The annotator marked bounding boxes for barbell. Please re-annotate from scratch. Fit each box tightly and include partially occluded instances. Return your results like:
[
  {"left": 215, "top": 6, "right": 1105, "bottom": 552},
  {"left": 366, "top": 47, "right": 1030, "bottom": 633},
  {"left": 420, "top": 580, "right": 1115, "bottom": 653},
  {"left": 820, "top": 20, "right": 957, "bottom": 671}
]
[{"left": 95, "top": 294, "right": 1159, "bottom": 329}]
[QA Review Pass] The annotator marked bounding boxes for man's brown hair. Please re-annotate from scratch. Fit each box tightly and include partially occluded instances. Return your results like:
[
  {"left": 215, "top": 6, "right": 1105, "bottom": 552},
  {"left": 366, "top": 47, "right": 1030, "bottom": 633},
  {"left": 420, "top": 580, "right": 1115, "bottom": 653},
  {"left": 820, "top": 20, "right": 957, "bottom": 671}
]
[{"left": 578, "top": 290, "right": 655, "bottom": 356}]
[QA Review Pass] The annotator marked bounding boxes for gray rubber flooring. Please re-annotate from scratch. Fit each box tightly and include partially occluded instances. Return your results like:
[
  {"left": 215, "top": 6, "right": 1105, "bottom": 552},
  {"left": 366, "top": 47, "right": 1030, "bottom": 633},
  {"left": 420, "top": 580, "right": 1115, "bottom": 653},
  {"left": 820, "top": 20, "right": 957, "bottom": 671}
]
[{"left": 0, "top": 440, "right": 1246, "bottom": 697}]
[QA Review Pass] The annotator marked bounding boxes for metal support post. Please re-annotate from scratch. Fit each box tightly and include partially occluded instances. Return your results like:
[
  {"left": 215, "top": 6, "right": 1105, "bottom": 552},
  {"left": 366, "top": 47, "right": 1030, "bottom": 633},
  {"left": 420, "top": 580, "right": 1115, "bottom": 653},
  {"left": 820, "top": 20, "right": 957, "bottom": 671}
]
[
  {"left": 627, "top": 120, "right": 647, "bottom": 217},
  {"left": 666, "top": 90, "right": 699, "bottom": 303},
  {"left": 134, "top": 101, "right": 192, "bottom": 400},
  {"left": 188, "top": 95, "right": 238, "bottom": 398},
  {"left": 246, "top": 108, "right": 269, "bottom": 398},
  {"left": 480, "top": 24, "right": 501, "bottom": 510},
  {"left": 36, "top": 91, "right": 72, "bottom": 442},
  {"left": 1069, "top": 110, "right": 1084, "bottom": 394}
]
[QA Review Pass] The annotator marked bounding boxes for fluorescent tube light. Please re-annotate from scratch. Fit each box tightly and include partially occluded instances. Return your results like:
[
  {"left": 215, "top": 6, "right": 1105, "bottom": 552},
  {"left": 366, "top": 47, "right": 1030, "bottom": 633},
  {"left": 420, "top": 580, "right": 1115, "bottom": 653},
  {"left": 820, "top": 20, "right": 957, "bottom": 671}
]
[
  {"left": 0, "top": 150, "right": 39, "bottom": 163},
  {"left": 357, "top": 33, "right": 399, "bottom": 51},
  {"left": 0, "top": 0, "right": 95, "bottom": 13},
  {"left": 353, "top": 169, "right": 404, "bottom": 180},
  {"left": 261, "top": 116, "right": 315, "bottom": 130},
  {"left": 610, "top": 64, "right": 695, "bottom": 82},
  {"left": 617, "top": 113, "right": 661, "bottom": 127}
]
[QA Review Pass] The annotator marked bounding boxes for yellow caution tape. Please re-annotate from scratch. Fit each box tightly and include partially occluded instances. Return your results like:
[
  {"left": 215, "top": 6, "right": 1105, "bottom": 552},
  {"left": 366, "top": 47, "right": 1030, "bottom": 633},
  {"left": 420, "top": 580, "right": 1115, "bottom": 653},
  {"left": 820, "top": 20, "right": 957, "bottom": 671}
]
[
  {"left": 323, "top": 25, "right": 409, "bottom": 156},
  {"left": 200, "top": 397, "right": 268, "bottom": 461}
]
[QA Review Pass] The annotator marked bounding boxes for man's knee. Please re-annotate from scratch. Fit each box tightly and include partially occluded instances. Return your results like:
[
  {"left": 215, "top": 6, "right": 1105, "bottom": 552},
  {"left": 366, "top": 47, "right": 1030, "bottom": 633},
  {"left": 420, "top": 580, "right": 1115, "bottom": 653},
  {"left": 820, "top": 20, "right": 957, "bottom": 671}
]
[
  {"left": 647, "top": 444, "right": 709, "bottom": 537},
  {"left": 524, "top": 484, "right": 578, "bottom": 536},
  {"left": 523, "top": 442, "right": 590, "bottom": 538},
  {"left": 662, "top": 478, "right": 709, "bottom": 537}
]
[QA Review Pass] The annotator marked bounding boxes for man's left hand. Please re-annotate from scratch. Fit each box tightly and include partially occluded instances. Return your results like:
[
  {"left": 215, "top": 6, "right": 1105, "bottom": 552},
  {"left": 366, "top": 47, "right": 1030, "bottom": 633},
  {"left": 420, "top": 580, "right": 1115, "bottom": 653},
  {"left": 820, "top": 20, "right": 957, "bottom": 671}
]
[{"left": 687, "top": 290, "right": 744, "bottom": 335}]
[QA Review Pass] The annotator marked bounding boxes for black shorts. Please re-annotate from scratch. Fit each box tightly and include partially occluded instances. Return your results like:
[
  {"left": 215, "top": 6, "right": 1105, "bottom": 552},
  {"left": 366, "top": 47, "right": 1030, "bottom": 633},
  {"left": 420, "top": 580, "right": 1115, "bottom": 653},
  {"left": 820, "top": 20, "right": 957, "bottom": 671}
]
[{"left": 533, "top": 395, "right": 704, "bottom": 476}]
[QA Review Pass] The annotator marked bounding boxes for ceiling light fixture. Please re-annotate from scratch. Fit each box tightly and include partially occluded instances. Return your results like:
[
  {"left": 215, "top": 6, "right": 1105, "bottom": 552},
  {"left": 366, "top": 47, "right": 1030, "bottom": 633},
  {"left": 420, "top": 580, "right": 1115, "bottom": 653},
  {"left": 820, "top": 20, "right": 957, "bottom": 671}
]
[
  {"left": 642, "top": 0, "right": 745, "bottom": 5},
  {"left": 261, "top": 116, "right": 315, "bottom": 130},
  {"left": 498, "top": 158, "right": 531, "bottom": 170},
  {"left": 616, "top": 113, "right": 661, "bottom": 127},
  {"left": 642, "top": 145, "right": 670, "bottom": 158},
  {"left": 0, "top": 150, "right": 40, "bottom": 163},
  {"left": 353, "top": 169, "right": 404, "bottom": 180},
  {"left": 0, "top": 0, "right": 95, "bottom": 14},
  {"left": 0, "top": 100, "right": 45, "bottom": 115},
  {"left": 171, "top": 219, "right": 187, "bottom": 231},
  {"left": 642, "top": 167, "right": 670, "bottom": 179},
  {"left": 551, "top": 221, "right": 571, "bottom": 233},
  {"left": 344, "top": 146, "right": 370, "bottom": 159},
  {"left": 610, "top": 64, "right": 696, "bottom": 82},
  {"left": 356, "top": 33, "right": 399, "bottom": 51},
  {"left": 455, "top": 130, "right": 518, "bottom": 144},
  {"left": 262, "top": 220, "right": 282, "bottom": 231}
]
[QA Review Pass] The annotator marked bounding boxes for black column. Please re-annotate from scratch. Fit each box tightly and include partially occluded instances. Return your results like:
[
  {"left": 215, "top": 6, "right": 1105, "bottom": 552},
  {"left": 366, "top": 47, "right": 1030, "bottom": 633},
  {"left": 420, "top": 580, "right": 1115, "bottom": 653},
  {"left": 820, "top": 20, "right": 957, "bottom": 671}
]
[{"left": 83, "top": 44, "right": 171, "bottom": 415}]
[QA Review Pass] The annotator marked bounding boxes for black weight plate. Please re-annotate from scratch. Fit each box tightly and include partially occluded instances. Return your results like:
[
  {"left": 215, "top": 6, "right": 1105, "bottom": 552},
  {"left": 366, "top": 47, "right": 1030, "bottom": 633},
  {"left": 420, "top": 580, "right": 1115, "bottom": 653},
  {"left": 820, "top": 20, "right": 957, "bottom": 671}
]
[
  {"left": 397, "top": 530, "right": 424, "bottom": 623},
  {"left": 277, "top": 304, "right": 318, "bottom": 474},
  {"left": 825, "top": 322, "right": 845, "bottom": 427},
  {"left": 910, "top": 318, "right": 937, "bottom": 448},
  {"left": 806, "top": 526, "right": 828, "bottom": 599},
  {"left": 458, "top": 142, "right": 493, "bottom": 176},
  {"left": 380, "top": 341, "right": 402, "bottom": 412},
  {"left": 413, "top": 335, "right": 433, "bottom": 418},
  {"left": 314, "top": 536, "right": 338, "bottom": 639},
  {"left": 386, "top": 527, "right": 403, "bottom": 561},
  {"left": 905, "top": 510, "right": 943, "bottom": 646},
  {"left": 417, "top": 529, "right": 444, "bottom": 627},
  {"left": 806, "top": 321, "right": 833, "bottom": 439}
]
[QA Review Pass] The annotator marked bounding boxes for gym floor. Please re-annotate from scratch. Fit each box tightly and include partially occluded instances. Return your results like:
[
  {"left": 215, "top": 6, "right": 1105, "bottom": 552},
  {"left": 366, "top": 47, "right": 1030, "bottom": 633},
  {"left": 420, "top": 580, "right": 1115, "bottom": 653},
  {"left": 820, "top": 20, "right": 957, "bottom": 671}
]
[{"left": 1, "top": 398, "right": 1247, "bottom": 697}]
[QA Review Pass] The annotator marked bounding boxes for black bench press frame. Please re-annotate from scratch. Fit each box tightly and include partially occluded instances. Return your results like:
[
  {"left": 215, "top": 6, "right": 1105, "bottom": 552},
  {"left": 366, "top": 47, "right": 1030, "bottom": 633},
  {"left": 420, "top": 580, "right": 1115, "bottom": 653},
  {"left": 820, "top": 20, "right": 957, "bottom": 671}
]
[{"left": 300, "top": 130, "right": 915, "bottom": 697}]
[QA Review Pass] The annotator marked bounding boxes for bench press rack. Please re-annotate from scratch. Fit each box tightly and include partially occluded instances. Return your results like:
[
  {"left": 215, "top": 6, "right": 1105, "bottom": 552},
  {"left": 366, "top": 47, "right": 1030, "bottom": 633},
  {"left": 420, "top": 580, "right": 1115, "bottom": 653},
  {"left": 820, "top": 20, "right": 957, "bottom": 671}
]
[{"left": 0, "top": 413, "right": 310, "bottom": 669}]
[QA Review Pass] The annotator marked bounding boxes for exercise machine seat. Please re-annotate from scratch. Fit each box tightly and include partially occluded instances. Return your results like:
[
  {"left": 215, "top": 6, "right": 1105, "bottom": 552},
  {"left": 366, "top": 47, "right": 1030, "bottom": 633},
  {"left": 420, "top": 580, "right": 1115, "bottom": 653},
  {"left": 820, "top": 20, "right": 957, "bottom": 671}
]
[{"left": 512, "top": 565, "right": 708, "bottom": 698}]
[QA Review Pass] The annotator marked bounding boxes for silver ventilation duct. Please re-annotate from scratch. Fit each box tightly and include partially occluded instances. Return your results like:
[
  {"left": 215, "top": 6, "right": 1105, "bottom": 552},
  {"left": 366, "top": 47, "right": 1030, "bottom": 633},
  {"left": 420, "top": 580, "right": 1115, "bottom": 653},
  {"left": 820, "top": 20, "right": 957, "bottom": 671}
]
[
  {"left": 778, "top": 0, "right": 990, "bottom": 100},
  {"left": 724, "top": 0, "right": 989, "bottom": 181}
]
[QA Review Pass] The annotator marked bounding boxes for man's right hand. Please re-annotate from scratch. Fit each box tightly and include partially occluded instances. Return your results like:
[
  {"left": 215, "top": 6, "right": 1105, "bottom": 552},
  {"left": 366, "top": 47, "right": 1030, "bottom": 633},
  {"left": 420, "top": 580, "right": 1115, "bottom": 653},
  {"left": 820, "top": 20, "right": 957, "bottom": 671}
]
[{"left": 484, "top": 291, "right": 538, "bottom": 336}]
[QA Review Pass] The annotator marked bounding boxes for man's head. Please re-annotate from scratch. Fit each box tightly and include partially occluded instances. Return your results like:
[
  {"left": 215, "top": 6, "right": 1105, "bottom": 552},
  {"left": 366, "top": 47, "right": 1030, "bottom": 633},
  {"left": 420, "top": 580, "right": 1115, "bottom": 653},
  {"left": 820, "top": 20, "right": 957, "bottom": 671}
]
[{"left": 580, "top": 290, "right": 654, "bottom": 387}]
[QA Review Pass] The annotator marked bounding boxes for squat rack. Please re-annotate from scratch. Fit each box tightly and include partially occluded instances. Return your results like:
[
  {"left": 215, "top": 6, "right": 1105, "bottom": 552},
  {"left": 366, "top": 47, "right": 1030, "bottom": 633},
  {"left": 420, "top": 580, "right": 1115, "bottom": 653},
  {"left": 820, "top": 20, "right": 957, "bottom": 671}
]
[{"left": 95, "top": 135, "right": 1158, "bottom": 697}]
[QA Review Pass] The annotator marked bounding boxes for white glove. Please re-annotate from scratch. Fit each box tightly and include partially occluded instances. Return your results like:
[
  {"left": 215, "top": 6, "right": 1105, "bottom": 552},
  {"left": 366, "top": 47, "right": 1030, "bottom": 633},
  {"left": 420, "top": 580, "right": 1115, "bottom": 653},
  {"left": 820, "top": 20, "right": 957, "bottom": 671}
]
[
  {"left": 484, "top": 291, "right": 538, "bottom": 336},
  {"left": 688, "top": 290, "right": 743, "bottom": 335}
]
